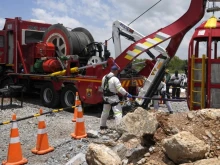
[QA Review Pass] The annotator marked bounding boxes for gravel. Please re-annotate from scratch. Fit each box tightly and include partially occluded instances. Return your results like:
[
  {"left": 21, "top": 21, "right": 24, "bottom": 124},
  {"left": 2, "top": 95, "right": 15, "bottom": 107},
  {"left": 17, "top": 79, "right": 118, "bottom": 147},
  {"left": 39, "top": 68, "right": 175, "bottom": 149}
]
[{"left": 0, "top": 91, "right": 188, "bottom": 165}]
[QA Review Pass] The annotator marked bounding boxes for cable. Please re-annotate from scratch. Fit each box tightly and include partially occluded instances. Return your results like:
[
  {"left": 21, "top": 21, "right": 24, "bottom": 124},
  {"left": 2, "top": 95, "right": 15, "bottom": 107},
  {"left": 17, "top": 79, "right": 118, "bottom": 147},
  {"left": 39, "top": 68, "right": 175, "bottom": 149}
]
[
  {"left": 128, "top": 0, "right": 162, "bottom": 25},
  {"left": 105, "top": 0, "right": 162, "bottom": 42}
]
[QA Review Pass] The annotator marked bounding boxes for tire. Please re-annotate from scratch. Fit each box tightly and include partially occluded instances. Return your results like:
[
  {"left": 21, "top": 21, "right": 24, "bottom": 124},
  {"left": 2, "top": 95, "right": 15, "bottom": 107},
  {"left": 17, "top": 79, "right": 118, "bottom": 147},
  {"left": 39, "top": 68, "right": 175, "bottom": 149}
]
[
  {"left": 40, "top": 83, "right": 60, "bottom": 108},
  {"left": 61, "top": 84, "right": 77, "bottom": 108}
]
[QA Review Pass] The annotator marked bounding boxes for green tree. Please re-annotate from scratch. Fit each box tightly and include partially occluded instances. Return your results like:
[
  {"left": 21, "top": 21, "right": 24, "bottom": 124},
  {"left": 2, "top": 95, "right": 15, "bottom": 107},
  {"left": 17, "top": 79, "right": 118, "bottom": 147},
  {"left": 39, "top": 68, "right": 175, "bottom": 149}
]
[
  {"left": 167, "top": 56, "right": 186, "bottom": 73},
  {"left": 131, "top": 56, "right": 187, "bottom": 73}
]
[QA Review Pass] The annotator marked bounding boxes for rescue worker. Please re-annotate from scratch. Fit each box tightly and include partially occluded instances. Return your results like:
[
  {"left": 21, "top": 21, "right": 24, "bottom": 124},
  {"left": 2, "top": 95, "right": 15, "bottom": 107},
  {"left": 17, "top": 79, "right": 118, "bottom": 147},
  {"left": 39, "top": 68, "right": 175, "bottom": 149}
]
[
  {"left": 170, "top": 70, "right": 182, "bottom": 98},
  {"left": 165, "top": 69, "right": 171, "bottom": 98},
  {"left": 153, "top": 77, "right": 173, "bottom": 114},
  {"left": 100, "top": 65, "right": 132, "bottom": 130}
]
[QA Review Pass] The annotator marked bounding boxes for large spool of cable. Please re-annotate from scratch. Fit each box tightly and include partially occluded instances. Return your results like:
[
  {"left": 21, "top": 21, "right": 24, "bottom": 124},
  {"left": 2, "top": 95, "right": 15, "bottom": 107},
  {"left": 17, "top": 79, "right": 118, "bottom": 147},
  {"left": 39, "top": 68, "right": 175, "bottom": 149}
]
[{"left": 42, "top": 24, "right": 95, "bottom": 62}]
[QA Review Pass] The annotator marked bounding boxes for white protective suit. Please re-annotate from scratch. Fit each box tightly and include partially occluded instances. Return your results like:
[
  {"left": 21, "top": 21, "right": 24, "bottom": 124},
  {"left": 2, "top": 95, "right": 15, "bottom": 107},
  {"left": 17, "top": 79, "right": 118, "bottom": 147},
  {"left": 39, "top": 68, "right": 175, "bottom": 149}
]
[{"left": 100, "top": 72, "right": 128, "bottom": 127}]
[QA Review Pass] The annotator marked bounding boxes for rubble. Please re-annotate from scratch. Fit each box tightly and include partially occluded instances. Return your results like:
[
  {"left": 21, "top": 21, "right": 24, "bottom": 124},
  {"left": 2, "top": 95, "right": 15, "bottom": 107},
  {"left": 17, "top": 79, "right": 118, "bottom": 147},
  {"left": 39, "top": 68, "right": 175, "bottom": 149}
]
[
  {"left": 65, "top": 153, "right": 86, "bottom": 165},
  {"left": 1, "top": 97, "right": 220, "bottom": 165},
  {"left": 162, "top": 131, "right": 210, "bottom": 164},
  {"left": 179, "top": 157, "right": 220, "bottom": 165},
  {"left": 85, "top": 108, "right": 220, "bottom": 165},
  {"left": 85, "top": 143, "right": 121, "bottom": 165},
  {"left": 117, "top": 107, "right": 159, "bottom": 138}
]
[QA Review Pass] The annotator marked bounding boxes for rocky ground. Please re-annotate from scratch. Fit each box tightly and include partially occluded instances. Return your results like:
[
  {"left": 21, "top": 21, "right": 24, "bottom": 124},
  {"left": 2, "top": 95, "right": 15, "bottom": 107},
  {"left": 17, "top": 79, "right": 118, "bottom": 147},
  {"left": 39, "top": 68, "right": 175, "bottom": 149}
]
[{"left": 0, "top": 91, "right": 219, "bottom": 165}]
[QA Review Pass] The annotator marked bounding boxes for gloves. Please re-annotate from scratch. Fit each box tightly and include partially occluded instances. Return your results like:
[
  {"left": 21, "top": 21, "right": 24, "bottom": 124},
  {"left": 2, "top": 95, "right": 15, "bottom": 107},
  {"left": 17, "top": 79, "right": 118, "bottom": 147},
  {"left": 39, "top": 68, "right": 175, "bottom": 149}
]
[{"left": 127, "top": 93, "right": 132, "bottom": 98}]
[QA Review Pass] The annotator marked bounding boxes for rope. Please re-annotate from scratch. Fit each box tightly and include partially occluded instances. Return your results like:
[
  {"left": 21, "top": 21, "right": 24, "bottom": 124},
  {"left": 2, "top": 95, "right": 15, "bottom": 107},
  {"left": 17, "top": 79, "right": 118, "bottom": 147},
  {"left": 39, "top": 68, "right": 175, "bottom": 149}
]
[
  {"left": 132, "top": 96, "right": 186, "bottom": 102},
  {"left": 0, "top": 106, "right": 75, "bottom": 126},
  {"left": 104, "top": 0, "right": 162, "bottom": 42}
]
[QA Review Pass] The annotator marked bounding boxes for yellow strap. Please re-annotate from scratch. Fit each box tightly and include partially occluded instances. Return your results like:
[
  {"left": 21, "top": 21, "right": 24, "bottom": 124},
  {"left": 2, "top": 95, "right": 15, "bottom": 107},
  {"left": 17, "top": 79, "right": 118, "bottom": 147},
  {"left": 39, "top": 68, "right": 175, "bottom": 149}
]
[
  {"left": 3, "top": 121, "right": 10, "bottom": 125},
  {"left": 34, "top": 113, "right": 40, "bottom": 117}
]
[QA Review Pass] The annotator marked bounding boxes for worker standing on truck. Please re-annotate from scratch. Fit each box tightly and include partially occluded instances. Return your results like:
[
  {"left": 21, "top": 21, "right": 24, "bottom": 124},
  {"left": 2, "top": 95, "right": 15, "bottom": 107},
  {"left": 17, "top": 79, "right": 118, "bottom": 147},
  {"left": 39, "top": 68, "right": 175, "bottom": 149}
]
[
  {"left": 100, "top": 65, "right": 132, "bottom": 130},
  {"left": 170, "top": 70, "right": 182, "bottom": 98},
  {"left": 153, "top": 78, "right": 173, "bottom": 114}
]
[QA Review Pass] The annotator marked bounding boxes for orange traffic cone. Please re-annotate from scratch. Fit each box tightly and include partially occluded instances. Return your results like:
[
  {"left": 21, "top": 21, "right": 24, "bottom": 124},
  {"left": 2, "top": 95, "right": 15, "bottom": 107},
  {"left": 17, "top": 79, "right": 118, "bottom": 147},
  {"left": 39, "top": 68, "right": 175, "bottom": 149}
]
[
  {"left": 71, "top": 100, "right": 87, "bottom": 139},
  {"left": 2, "top": 114, "right": 28, "bottom": 165},
  {"left": 31, "top": 109, "right": 54, "bottom": 155},
  {"left": 72, "top": 92, "right": 80, "bottom": 122}
]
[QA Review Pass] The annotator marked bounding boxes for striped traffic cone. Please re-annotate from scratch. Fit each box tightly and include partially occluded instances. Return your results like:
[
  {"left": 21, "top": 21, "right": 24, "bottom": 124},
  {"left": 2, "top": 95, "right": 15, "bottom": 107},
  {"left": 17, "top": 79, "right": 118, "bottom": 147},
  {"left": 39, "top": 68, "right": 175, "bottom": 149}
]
[
  {"left": 71, "top": 100, "right": 87, "bottom": 139},
  {"left": 2, "top": 114, "right": 28, "bottom": 165},
  {"left": 72, "top": 92, "right": 80, "bottom": 122},
  {"left": 31, "top": 108, "right": 54, "bottom": 155}
]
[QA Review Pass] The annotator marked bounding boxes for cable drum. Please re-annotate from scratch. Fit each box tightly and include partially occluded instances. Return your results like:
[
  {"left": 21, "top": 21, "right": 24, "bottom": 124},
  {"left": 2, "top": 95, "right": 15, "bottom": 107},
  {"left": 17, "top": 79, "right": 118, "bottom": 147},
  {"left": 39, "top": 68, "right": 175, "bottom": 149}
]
[{"left": 43, "top": 24, "right": 96, "bottom": 65}]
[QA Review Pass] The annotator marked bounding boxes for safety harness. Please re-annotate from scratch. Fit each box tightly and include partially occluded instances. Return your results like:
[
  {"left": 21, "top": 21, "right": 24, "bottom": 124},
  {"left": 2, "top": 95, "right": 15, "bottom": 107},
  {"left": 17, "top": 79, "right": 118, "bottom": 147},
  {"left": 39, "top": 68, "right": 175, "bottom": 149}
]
[
  {"left": 103, "top": 75, "right": 116, "bottom": 96},
  {"left": 103, "top": 75, "right": 119, "bottom": 106}
]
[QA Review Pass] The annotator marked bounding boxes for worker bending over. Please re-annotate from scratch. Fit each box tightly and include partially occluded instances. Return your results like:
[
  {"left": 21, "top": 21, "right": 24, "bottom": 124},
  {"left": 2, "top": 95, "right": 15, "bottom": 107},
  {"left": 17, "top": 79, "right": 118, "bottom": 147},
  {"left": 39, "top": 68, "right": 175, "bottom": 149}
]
[{"left": 100, "top": 65, "right": 132, "bottom": 130}]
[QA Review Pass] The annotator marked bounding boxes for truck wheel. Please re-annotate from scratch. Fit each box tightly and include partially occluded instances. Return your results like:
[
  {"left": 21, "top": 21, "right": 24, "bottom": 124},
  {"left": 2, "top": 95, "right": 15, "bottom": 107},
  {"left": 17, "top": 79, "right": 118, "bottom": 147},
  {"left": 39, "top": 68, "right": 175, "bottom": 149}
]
[
  {"left": 61, "top": 85, "right": 77, "bottom": 108},
  {"left": 41, "top": 83, "right": 60, "bottom": 108}
]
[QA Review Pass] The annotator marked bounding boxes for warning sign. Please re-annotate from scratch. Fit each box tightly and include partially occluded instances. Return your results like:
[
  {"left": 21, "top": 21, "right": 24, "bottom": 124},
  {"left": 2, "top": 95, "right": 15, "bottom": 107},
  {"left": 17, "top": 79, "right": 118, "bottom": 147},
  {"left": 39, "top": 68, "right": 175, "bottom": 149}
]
[{"left": 86, "top": 88, "right": 92, "bottom": 97}]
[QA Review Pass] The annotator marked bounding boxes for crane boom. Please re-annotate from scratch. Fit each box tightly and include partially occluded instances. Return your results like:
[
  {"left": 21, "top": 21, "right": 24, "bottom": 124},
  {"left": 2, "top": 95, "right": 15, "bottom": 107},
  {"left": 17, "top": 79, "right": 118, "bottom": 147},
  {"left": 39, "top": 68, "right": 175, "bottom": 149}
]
[{"left": 112, "top": 0, "right": 207, "bottom": 108}]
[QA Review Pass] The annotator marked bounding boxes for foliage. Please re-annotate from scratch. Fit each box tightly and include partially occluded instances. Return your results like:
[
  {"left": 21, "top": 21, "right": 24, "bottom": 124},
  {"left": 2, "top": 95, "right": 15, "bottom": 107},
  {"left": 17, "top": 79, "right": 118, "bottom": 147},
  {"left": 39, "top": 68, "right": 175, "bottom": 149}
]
[
  {"left": 132, "top": 58, "right": 146, "bottom": 71},
  {"left": 132, "top": 56, "right": 187, "bottom": 73},
  {"left": 167, "top": 56, "right": 187, "bottom": 73}
]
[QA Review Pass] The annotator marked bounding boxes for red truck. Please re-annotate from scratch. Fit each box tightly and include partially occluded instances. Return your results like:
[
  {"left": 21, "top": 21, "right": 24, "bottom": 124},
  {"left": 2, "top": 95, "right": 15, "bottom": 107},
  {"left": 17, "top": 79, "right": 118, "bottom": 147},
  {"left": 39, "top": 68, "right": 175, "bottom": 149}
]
[{"left": 0, "top": 0, "right": 208, "bottom": 109}]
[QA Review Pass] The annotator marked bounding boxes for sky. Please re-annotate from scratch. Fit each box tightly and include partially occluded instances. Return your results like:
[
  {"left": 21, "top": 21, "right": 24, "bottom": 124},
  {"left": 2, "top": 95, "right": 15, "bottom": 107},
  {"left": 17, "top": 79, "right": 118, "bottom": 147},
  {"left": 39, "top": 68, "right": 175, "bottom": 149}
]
[{"left": 0, "top": 0, "right": 216, "bottom": 60}]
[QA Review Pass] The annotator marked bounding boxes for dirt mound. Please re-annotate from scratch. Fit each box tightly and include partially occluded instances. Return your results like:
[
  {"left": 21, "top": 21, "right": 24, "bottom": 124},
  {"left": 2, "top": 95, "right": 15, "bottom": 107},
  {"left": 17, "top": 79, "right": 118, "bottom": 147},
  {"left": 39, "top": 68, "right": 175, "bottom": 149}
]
[{"left": 147, "top": 111, "right": 220, "bottom": 164}]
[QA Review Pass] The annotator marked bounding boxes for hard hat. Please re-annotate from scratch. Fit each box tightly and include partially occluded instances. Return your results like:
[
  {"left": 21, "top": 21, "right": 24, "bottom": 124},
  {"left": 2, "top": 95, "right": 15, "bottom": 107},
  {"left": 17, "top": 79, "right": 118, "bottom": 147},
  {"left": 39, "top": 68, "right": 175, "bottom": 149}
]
[
  {"left": 111, "top": 65, "right": 119, "bottom": 71},
  {"left": 165, "top": 69, "right": 169, "bottom": 72}
]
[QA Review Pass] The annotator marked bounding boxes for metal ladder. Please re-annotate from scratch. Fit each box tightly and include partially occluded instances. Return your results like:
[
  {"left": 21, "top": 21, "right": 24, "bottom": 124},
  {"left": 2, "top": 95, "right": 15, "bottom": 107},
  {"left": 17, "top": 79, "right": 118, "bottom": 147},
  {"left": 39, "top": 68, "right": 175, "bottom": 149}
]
[{"left": 190, "top": 54, "right": 206, "bottom": 110}]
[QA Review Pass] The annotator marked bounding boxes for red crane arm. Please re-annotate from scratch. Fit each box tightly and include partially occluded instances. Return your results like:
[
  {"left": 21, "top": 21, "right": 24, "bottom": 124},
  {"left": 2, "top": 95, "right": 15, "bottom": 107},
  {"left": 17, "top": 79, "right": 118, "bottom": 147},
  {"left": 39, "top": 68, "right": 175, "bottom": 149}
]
[{"left": 114, "top": 0, "right": 207, "bottom": 70}]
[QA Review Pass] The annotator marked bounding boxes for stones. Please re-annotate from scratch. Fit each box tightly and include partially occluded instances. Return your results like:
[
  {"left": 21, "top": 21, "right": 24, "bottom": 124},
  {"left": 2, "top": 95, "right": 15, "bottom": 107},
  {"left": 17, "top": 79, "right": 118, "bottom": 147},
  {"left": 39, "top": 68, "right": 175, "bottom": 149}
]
[
  {"left": 202, "top": 136, "right": 208, "bottom": 141},
  {"left": 112, "top": 143, "right": 128, "bottom": 160},
  {"left": 149, "top": 146, "right": 155, "bottom": 154},
  {"left": 205, "top": 130, "right": 213, "bottom": 139},
  {"left": 179, "top": 158, "right": 220, "bottom": 165},
  {"left": 187, "top": 112, "right": 195, "bottom": 120},
  {"left": 169, "top": 126, "right": 180, "bottom": 134},
  {"left": 126, "top": 145, "right": 148, "bottom": 163},
  {"left": 66, "top": 153, "right": 86, "bottom": 165},
  {"left": 144, "top": 152, "right": 151, "bottom": 157},
  {"left": 117, "top": 107, "right": 159, "bottom": 138},
  {"left": 162, "top": 131, "right": 210, "bottom": 164},
  {"left": 85, "top": 143, "right": 121, "bottom": 165},
  {"left": 87, "top": 130, "right": 99, "bottom": 138},
  {"left": 137, "top": 158, "right": 146, "bottom": 164},
  {"left": 197, "top": 109, "right": 220, "bottom": 120},
  {"left": 144, "top": 159, "right": 166, "bottom": 165}
]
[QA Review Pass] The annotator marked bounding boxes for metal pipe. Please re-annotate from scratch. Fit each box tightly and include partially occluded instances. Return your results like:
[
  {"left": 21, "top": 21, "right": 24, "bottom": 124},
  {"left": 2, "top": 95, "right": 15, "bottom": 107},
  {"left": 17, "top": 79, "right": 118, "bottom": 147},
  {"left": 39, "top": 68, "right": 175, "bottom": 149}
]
[
  {"left": 50, "top": 60, "right": 107, "bottom": 76},
  {"left": 78, "top": 61, "right": 107, "bottom": 70}
]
